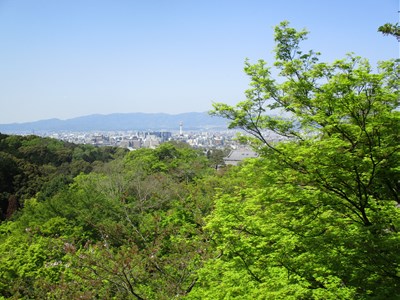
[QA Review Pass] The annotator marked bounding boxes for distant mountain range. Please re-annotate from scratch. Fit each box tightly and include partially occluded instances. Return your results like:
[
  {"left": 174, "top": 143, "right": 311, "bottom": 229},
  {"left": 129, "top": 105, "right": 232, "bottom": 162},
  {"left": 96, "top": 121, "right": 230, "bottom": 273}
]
[{"left": 0, "top": 112, "right": 228, "bottom": 133}]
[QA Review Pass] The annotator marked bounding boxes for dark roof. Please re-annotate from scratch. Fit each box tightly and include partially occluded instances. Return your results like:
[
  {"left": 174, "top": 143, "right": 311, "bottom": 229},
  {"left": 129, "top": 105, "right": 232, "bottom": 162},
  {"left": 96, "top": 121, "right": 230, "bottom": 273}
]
[{"left": 224, "top": 149, "right": 258, "bottom": 165}]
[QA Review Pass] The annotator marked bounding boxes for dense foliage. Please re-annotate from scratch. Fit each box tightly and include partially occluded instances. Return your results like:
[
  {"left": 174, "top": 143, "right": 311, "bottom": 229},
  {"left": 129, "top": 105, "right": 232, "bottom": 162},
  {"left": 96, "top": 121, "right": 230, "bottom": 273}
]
[
  {"left": 0, "top": 22, "right": 399, "bottom": 299},
  {"left": 0, "top": 140, "right": 223, "bottom": 299},
  {"left": 199, "top": 21, "right": 400, "bottom": 299},
  {"left": 0, "top": 134, "right": 126, "bottom": 220},
  {"left": 378, "top": 22, "right": 400, "bottom": 41}
]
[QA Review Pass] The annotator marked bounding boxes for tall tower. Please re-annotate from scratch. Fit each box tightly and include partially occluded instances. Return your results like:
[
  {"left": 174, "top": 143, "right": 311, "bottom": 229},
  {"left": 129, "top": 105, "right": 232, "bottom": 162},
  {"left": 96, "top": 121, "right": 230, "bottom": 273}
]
[{"left": 179, "top": 121, "right": 183, "bottom": 136}]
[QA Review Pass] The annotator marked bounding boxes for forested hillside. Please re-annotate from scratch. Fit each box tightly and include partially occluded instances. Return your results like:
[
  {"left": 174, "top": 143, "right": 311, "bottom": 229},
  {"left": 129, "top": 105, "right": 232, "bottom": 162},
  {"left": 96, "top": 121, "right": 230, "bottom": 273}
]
[
  {"left": 0, "top": 139, "right": 224, "bottom": 298},
  {"left": 0, "top": 22, "right": 399, "bottom": 299},
  {"left": 0, "top": 134, "right": 127, "bottom": 221}
]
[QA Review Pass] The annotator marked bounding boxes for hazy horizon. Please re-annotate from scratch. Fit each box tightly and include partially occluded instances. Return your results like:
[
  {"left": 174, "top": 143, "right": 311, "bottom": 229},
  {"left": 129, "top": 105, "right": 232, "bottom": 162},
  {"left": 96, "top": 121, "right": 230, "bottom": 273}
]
[
  {"left": 1, "top": 111, "right": 213, "bottom": 125},
  {"left": 0, "top": 0, "right": 398, "bottom": 123}
]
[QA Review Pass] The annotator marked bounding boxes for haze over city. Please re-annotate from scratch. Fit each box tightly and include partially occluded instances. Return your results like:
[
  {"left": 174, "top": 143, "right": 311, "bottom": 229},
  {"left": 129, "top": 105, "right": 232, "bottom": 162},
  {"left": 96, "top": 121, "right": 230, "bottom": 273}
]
[{"left": 0, "top": 0, "right": 397, "bottom": 124}]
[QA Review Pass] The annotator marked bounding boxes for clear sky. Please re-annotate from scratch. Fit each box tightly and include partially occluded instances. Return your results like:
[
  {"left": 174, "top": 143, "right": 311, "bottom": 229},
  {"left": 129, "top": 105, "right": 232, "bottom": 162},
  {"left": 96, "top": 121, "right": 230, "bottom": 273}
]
[{"left": 0, "top": 0, "right": 398, "bottom": 124}]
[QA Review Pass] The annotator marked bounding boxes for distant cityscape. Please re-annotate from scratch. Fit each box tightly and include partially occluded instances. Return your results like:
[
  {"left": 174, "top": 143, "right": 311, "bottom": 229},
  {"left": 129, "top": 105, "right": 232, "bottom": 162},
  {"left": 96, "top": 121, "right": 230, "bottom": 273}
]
[
  {"left": 1, "top": 112, "right": 289, "bottom": 165},
  {"left": 33, "top": 127, "right": 287, "bottom": 166},
  {"left": 38, "top": 128, "right": 286, "bottom": 151}
]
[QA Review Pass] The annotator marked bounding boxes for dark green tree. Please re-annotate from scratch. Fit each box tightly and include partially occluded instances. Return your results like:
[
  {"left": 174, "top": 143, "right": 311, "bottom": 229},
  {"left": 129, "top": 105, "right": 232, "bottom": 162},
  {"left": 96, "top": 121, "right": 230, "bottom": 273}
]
[{"left": 0, "top": 134, "right": 125, "bottom": 220}]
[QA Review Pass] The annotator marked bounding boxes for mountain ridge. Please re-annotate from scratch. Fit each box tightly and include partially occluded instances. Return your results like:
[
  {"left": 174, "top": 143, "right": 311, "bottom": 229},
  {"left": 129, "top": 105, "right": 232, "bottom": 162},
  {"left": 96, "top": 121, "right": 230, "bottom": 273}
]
[{"left": 0, "top": 112, "right": 228, "bottom": 133}]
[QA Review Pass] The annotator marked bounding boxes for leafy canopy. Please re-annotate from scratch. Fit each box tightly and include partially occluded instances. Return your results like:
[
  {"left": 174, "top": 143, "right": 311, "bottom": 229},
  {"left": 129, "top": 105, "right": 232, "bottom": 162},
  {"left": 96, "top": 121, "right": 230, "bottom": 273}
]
[
  {"left": 198, "top": 21, "right": 400, "bottom": 299},
  {"left": 378, "top": 22, "right": 400, "bottom": 41}
]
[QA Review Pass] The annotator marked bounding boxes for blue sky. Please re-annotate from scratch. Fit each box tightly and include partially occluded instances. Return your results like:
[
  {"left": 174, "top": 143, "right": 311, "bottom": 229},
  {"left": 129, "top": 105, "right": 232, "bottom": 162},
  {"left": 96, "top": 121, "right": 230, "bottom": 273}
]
[{"left": 0, "top": 0, "right": 398, "bottom": 123}]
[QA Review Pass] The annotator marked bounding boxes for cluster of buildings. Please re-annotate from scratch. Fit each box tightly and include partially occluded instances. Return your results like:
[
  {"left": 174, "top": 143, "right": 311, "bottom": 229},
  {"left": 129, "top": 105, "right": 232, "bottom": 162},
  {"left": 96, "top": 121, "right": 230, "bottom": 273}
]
[
  {"left": 47, "top": 130, "right": 242, "bottom": 150},
  {"left": 43, "top": 128, "right": 288, "bottom": 166},
  {"left": 45, "top": 130, "right": 288, "bottom": 150}
]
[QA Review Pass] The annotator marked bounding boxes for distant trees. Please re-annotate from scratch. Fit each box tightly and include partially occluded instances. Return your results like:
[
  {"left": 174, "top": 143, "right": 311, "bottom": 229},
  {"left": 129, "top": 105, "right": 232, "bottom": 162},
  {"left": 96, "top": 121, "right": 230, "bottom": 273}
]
[
  {"left": 206, "top": 148, "right": 230, "bottom": 169},
  {"left": 0, "top": 134, "right": 125, "bottom": 220}
]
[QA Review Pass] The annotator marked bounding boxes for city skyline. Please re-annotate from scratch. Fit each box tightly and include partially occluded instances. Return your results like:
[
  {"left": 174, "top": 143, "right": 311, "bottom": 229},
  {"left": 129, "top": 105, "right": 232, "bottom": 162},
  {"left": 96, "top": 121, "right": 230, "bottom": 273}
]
[{"left": 0, "top": 0, "right": 398, "bottom": 124}]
